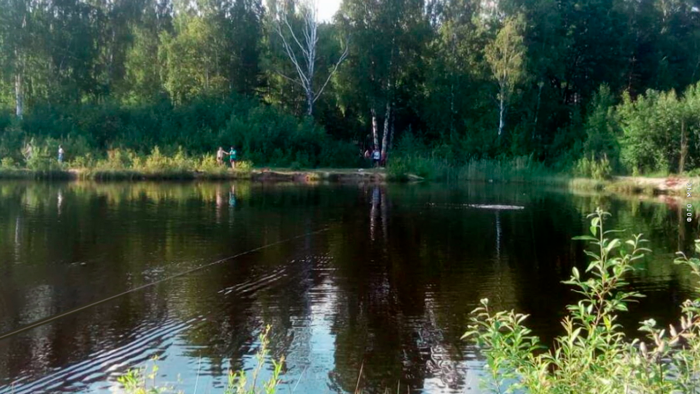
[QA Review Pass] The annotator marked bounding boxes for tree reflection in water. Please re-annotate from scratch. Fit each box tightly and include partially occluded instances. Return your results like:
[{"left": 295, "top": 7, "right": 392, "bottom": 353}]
[{"left": 0, "top": 181, "right": 696, "bottom": 393}]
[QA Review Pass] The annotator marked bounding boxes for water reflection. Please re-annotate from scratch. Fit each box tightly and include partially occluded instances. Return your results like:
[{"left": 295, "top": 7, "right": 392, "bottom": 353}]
[
  {"left": 229, "top": 185, "right": 237, "bottom": 209},
  {"left": 0, "top": 181, "right": 697, "bottom": 393},
  {"left": 495, "top": 210, "right": 501, "bottom": 260}
]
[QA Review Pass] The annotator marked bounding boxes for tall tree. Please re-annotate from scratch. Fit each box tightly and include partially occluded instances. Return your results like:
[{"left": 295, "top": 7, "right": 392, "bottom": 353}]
[
  {"left": 0, "top": 0, "right": 32, "bottom": 118},
  {"left": 424, "top": 0, "right": 489, "bottom": 144},
  {"left": 228, "top": 0, "right": 264, "bottom": 96},
  {"left": 485, "top": 15, "right": 526, "bottom": 139},
  {"left": 273, "top": 0, "right": 349, "bottom": 116},
  {"left": 338, "top": 0, "right": 429, "bottom": 156}
]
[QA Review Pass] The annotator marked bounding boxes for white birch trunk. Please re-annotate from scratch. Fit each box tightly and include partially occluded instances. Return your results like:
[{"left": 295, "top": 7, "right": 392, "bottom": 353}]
[
  {"left": 14, "top": 14, "right": 26, "bottom": 119},
  {"left": 371, "top": 108, "right": 379, "bottom": 150},
  {"left": 274, "top": 1, "right": 348, "bottom": 118},
  {"left": 15, "top": 72, "right": 23, "bottom": 119},
  {"left": 389, "top": 112, "right": 395, "bottom": 150},
  {"left": 380, "top": 102, "right": 391, "bottom": 160},
  {"left": 306, "top": 90, "right": 314, "bottom": 116},
  {"left": 498, "top": 93, "right": 505, "bottom": 138}
]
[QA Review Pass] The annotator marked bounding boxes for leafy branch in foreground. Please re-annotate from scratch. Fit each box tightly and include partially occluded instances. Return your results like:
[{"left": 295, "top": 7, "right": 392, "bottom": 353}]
[{"left": 464, "top": 208, "right": 700, "bottom": 393}]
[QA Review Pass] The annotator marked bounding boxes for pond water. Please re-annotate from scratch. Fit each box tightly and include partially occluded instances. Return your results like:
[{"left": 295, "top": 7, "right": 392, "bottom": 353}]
[{"left": 0, "top": 181, "right": 697, "bottom": 393}]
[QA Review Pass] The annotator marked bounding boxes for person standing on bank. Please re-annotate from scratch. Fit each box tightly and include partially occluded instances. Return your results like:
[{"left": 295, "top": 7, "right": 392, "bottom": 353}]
[
  {"left": 23, "top": 142, "right": 33, "bottom": 162},
  {"left": 58, "top": 145, "right": 64, "bottom": 164},
  {"left": 229, "top": 146, "right": 237, "bottom": 169},
  {"left": 216, "top": 147, "right": 226, "bottom": 166},
  {"left": 372, "top": 148, "right": 381, "bottom": 168}
]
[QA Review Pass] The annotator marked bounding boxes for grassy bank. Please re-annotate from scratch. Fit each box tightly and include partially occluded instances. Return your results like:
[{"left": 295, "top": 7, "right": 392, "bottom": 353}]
[
  {"left": 2, "top": 149, "right": 697, "bottom": 196},
  {"left": 0, "top": 147, "right": 389, "bottom": 182},
  {"left": 568, "top": 176, "right": 699, "bottom": 196},
  {"left": 386, "top": 154, "right": 699, "bottom": 196}
]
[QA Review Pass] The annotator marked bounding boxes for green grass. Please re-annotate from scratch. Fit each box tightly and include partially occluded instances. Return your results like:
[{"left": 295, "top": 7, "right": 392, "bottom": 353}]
[
  {"left": 0, "top": 148, "right": 387, "bottom": 182},
  {"left": 387, "top": 155, "right": 565, "bottom": 184},
  {"left": 568, "top": 176, "right": 700, "bottom": 196},
  {"left": 567, "top": 178, "right": 658, "bottom": 195},
  {"left": 2, "top": 148, "right": 696, "bottom": 194}
]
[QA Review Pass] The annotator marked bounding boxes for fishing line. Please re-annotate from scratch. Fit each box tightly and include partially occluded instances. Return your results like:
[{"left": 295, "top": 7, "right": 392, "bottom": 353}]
[{"left": 0, "top": 226, "right": 330, "bottom": 343}]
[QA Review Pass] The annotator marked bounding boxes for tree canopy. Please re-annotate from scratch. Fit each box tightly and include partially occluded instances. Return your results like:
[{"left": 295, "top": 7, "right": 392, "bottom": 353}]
[{"left": 0, "top": 0, "right": 699, "bottom": 172}]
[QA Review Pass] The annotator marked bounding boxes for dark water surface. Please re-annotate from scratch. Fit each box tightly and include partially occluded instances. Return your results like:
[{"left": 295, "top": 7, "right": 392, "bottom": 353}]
[{"left": 0, "top": 181, "right": 697, "bottom": 393}]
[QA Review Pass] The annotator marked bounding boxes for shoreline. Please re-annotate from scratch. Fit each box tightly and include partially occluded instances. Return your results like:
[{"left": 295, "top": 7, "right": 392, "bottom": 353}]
[
  {"left": 567, "top": 176, "right": 698, "bottom": 197},
  {"left": 0, "top": 168, "right": 696, "bottom": 197},
  {"left": 0, "top": 167, "right": 395, "bottom": 183}
]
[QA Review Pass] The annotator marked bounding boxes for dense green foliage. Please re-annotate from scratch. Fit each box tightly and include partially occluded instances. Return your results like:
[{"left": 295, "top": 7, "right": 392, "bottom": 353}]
[
  {"left": 618, "top": 84, "right": 700, "bottom": 176},
  {"left": 0, "top": 0, "right": 699, "bottom": 173},
  {"left": 466, "top": 209, "right": 700, "bottom": 392},
  {"left": 0, "top": 96, "right": 361, "bottom": 169}
]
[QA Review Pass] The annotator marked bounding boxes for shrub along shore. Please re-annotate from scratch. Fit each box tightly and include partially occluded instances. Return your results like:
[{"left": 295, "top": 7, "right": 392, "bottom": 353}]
[
  {"left": 1, "top": 139, "right": 696, "bottom": 195},
  {"left": 1, "top": 153, "right": 696, "bottom": 198}
]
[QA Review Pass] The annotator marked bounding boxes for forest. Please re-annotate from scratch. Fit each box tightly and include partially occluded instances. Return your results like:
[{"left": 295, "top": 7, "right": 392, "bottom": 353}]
[{"left": 1, "top": 0, "right": 699, "bottom": 176}]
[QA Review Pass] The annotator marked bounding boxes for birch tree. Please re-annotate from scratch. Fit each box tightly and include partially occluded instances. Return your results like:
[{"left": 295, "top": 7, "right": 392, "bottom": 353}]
[
  {"left": 273, "top": 0, "right": 349, "bottom": 116},
  {"left": 485, "top": 16, "right": 526, "bottom": 139},
  {"left": 0, "top": 0, "right": 29, "bottom": 118}
]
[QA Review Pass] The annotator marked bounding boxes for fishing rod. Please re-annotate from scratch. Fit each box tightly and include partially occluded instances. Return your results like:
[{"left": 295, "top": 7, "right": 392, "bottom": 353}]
[{"left": 0, "top": 226, "right": 330, "bottom": 343}]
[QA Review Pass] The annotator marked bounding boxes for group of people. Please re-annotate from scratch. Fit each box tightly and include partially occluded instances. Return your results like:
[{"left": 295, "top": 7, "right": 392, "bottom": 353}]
[
  {"left": 363, "top": 147, "right": 387, "bottom": 168},
  {"left": 216, "top": 146, "right": 238, "bottom": 169}
]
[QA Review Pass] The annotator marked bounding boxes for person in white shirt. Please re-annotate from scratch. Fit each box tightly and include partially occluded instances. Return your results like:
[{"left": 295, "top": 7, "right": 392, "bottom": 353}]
[{"left": 216, "top": 147, "right": 227, "bottom": 166}]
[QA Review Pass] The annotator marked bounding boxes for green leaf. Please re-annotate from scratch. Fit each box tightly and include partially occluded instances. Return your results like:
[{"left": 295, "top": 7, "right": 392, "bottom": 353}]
[
  {"left": 604, "top": 229, "right": 626, "bottom": 235},
  {"left": 584, "top": 250, "right": 601, "bottom": 261},
  {"left": 605, "top": 239, "right": 621, "bottom": 254},
  {"left": 573, "top": 235, "right": 598, "bottom": 241}
]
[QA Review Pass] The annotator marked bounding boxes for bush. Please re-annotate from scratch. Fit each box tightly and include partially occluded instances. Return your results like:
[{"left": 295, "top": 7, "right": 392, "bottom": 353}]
[
  {"left": 234, "top": 161, "right": 252, "bottom": 172},
  {"left": 1, "top": 157, "right": 17, "bottom": 169},
  {"left": 387, "top": 155, "right": 453, "bottom": 181},
  {"left": 574, "top": 155, "right": 613, "bottom": 180},
  {"left": 581, "top": 85, "right": 620, "bottom": 169},
  {"left": 617, "top": 83, "right": 700, "bottom": 175},
  {"left": 99, "top": 148, "right": 139, "bottom": 170},
  {"left": 318, "top": 139, "right": 363, "bottom": 168},
  {"left": 12, "top": 95, "right": 357, "bottom": 169},
  {"left": 26, "top": 145, "right": 63, "bottom": 171},
  {"left": 0, "top": 121, "right": 25, "bottom": 163},
  {"left": 70, "top": 153, "right": 96, "bottom": 169},
  {"left": 465, "top": 209, "right": 700, "bottom": 393},
  {"left": 197, "top": 155, "right": 229, "bottom": 174}
]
